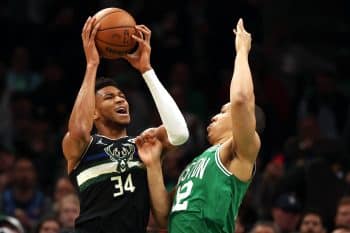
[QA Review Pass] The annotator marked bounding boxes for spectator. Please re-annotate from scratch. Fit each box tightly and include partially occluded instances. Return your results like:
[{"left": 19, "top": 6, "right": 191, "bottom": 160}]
[
  {"left": 250, "top": 221, "right": 280, "bottom": 233},
  {"left": 332, "top": 227, "right": 350, "bottom": 233},
  {"left": 5, "top": 47, "right": 42, "bottom": 93},
  {"left": 52, "top": 176, "right": 75, "bottom": 213},
  {"left": 299, "top": 211, "right": 326, "bottom": 233},
  {"left": 335, "top": 196, "right": 350, "bottom": 229},
  {"left": 34, "top": 216, "right": 61, "bottom": 233},
  {"left": 276, "top": 138, "right": 348, "bottom": 229},
  {"left": 56, "top": 193, "right": 79, "bottom": 233},
  {"left": 235, "top": 216, "right": 246, "bottom": 233},
  {"left": 272, "top": 193, "right": 301, "bottom": 233},
  {"left": 0, "top": 157, "right": 52, "bottom": 232}
]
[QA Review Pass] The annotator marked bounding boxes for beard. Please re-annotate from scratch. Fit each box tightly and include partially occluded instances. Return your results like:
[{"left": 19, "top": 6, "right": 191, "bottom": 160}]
[{"left": 104, "top": 118, "right": 130, "bottom": 130}]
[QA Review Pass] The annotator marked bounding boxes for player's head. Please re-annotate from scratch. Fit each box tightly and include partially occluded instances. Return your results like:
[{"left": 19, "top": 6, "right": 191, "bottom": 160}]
[
  {"left": 94, "top": 77, "right": 130, "bottom": 128},
  {"left": 207, "top": 103, "right": 265, "bottom": 145}
]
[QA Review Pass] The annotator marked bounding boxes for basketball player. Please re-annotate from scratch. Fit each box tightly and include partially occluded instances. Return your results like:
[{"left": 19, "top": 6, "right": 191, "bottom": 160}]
[
  {"left": 62, "top": 17, "right": 189, "bottom": 233},
  {"left": 136, "top": 18, "right": 265, "bottom": 233}
]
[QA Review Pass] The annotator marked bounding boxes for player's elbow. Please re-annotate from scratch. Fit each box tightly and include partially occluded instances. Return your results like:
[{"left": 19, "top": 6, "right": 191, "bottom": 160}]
[
  {"left": 231, "top": 91, "right": 253, "bottom": 106},
  {"left": 168, "top": 127, "right": 189, "bottom": 146}
]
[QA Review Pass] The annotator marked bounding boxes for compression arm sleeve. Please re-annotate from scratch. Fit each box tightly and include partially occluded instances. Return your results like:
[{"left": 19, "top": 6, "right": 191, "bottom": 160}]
[{"left": 142, "top": 69, "right": 189, "bottom": 145}]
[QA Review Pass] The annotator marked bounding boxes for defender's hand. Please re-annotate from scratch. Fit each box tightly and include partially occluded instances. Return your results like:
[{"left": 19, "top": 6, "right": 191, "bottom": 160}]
[
  {"left": 233, "top": 18, "right": 251, "bottom": 54},
  {"left": 136, "top": 128, "right": 163, "bottom": 167},
  {"left": 82, "top": 17, "right": 100, "bottom": 66},
  {"left": 122, "top": 25, "right": 152, "bottom": 73}
]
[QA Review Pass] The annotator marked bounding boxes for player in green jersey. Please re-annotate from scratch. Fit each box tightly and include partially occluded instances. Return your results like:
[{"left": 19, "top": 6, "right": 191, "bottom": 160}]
[{"left": 135, "top": 18, "right": 265, "bottom": 233}]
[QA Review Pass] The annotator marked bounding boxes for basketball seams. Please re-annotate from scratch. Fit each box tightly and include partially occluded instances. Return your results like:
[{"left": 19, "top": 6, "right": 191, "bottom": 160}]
[
  {"left": 95, "top": 38, "right": 133, "bottom": 47},
  {"left": 97, "top": 26, "right": 135, "bottom": 32},
  {"left": 93, "top": 8, "right": 136, "bottom": 59},
  {"left": 94, "top": 9, "right": 124, "bottom": 25}
]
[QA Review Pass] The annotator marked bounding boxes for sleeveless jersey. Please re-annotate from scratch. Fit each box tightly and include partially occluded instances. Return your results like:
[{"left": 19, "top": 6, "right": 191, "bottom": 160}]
[
  {"left": 169, "top": 145, "right": 251, "bottom": 233},
  {"left": 69, "top": 134, "right": 150, "bottom": 233}
]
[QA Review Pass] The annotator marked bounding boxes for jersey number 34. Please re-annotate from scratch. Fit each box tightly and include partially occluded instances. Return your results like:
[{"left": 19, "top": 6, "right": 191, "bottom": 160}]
[{"left": 111, "top": 173, "right": 136, "bottom": 197}]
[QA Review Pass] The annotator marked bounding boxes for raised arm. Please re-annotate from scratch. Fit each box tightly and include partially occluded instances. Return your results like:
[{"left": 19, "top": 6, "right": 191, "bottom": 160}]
[
  {"left": 123, "top": 25, "right": 189, "bottom": 146},
  {"left": 229, "top": 19, "right": 261, "bottom": 181},
  {"left": 62, "top": 17, "right": 100, "bottom": 173},
  {"left": 123, "top": 25, "right": 188, "bottom": 226}
]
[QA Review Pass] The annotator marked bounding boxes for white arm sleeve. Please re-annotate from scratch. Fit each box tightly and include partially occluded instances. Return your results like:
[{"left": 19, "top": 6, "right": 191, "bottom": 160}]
[{"left": 142, "top": 69, "right": 189, "bottom": 145}]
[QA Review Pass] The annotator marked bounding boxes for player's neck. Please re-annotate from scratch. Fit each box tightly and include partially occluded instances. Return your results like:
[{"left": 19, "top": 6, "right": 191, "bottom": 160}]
[
  {"left": 97, "top": 127, "right": 127, "bottom": 140},
  {"left": 214, "top": 136, "right": 232, "bottom": 146}
]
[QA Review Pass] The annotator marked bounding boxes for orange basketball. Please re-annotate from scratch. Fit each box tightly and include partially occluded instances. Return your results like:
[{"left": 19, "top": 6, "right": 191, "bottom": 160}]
[{"left": 93, "top": 8, "right": 137, "bottom": 59}]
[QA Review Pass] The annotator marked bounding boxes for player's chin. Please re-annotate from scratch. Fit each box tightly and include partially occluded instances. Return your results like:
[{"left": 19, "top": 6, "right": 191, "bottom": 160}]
[
  {"left": 206, "top": 133, "right": 214, "bottom": 145},
  {"left": 117, "top": 117, "right": 131, "bottom": 125}
]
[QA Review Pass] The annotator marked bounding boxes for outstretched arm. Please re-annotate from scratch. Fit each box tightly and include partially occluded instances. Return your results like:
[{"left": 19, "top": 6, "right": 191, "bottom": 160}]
[
  {"left": 135, "top": 128, "right": 172, "bottom": 228},
  {"left": 123, "top": 25, "right": 189, "bottom": 146},
  {"left": 229, "top": 19, "right": 261, "bottom": 181},
  {"left": 62, "top": 17, "right": 101, "bottom": 173}
]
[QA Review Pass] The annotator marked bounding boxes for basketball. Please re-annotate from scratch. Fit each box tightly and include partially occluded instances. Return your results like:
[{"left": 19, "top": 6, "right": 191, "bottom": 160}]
[{"left": 93, "top": 8, "right": 137, "bottom": 59}]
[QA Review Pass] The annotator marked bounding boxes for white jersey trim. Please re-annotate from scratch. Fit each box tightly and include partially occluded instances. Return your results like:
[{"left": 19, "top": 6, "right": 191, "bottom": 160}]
[
  {"left": 95, "top": 134, "right": 129, "bottom": 140},
  {"left": 76, "top": 160, "right": 142, "bottom": 187},
  {"left": 215, "top": 146, "right": 232, "bottom": 176}
]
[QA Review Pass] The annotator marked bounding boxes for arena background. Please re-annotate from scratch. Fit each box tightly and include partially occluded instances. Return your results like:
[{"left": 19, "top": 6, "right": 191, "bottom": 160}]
[{"left": 0, "top": 0, "right": 349, "bottom": 232}]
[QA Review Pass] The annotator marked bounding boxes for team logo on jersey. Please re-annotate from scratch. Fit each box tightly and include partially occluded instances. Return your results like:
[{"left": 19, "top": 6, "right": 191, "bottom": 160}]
[
  {"left": 104, "top": 143, "right": 135, "bottom": 173},
  {"left": 96, "top": 138, "right": 108, "bottom": 145}
]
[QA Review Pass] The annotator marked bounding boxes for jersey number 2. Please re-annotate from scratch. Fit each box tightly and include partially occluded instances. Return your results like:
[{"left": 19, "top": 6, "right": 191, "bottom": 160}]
[
  {"left": 172, "top": 180, "right": 193, "bottom": 211},
  {"left": 111, "top": 173, "right": 136, "bottom": 197}
]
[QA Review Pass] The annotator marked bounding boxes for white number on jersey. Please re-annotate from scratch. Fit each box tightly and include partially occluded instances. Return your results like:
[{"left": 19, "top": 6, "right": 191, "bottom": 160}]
[
  {"left": 111, "top": 173, "right": 136, "bottom": 197},
  {"left": 171, "top": 180, "right": 193, "bottom": 212}
]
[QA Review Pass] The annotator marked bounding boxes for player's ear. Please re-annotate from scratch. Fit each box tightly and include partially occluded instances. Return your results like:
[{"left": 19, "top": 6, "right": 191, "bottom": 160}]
[{"left": 93, "top": 109, "right": 100, "bottom": 120}]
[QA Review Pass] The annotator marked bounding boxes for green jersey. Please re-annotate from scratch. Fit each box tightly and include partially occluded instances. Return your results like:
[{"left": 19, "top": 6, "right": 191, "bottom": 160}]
[{"left": 169, "top": 145, "right": 251, "bottom": 233}]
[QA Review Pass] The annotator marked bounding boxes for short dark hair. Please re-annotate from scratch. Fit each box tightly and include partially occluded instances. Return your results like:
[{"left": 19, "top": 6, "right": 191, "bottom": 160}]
[
  {"left": 34, "top": 216, "right": 61, "bottom": 233},
  {"left": 300, "top": 210, "right": 324, "bottom": 226},
  {"left": 255, "top": 105, "right": 266, "bottom": 135},
  {"left": 95, "top": 77, "right": 120, "bottom": 93},
  {"left": 337, "top": 196, "right": 350, "bottom": 209}
]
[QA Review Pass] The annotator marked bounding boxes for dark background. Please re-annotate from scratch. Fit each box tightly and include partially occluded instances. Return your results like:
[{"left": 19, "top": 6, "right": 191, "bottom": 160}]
[{"left": 0, "top": 0, "right": 349, "bottom": 232}]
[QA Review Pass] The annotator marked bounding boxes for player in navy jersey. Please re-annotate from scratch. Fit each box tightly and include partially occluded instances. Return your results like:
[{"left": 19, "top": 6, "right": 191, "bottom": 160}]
[{"left": 62, "top": 17, "right": 189, "bottom": 233}]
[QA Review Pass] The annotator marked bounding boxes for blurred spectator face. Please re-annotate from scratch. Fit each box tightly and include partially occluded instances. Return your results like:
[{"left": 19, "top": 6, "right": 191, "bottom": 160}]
[
  {"left": 332, "top": 228, "right": 350, "bottom": 233},
  {"left": 272, "top": 194, "right": 301, "bottom": 233},
  {"left": 54, "top": 177, "right": 75, "bottom": 202},
  {"left": 58, "top": 194, "right": 80, "bottom": 228},
  {"left": 264, "top": 155, "right": 284, "bottom": 179},
  {"left": 235, "top": 217, "right": 244, "bottom": 233},
  {"left": 300, "top": 213, "right": 325, "bottom": 233},
  {"left": 13, "top": 158, "right": 37, "bottom": 190},
  {"left": 335, "top": 203, "right": 350, "bottom": 228},
  {"left": 253, "top": 225, "right": 275, "bottom": 233},
  {"left": 250, "top": 222, "right": 279, "bottom": 233},
  {"left": 39, "top": 220, "right": 60, "bottom": 233},
  {"left": 272, "top": 208, "right": 300, "bottom": 233}
]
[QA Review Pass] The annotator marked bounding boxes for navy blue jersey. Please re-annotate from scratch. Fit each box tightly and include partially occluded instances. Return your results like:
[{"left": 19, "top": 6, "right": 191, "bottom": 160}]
[{"left": 69, "top": 134, "right": 150, "bottom": 233}]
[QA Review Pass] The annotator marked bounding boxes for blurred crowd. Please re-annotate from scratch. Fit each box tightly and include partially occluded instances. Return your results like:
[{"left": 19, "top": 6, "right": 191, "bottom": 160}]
[{"left": 0, "top": 0, "right": 349, "bottom": 233}]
